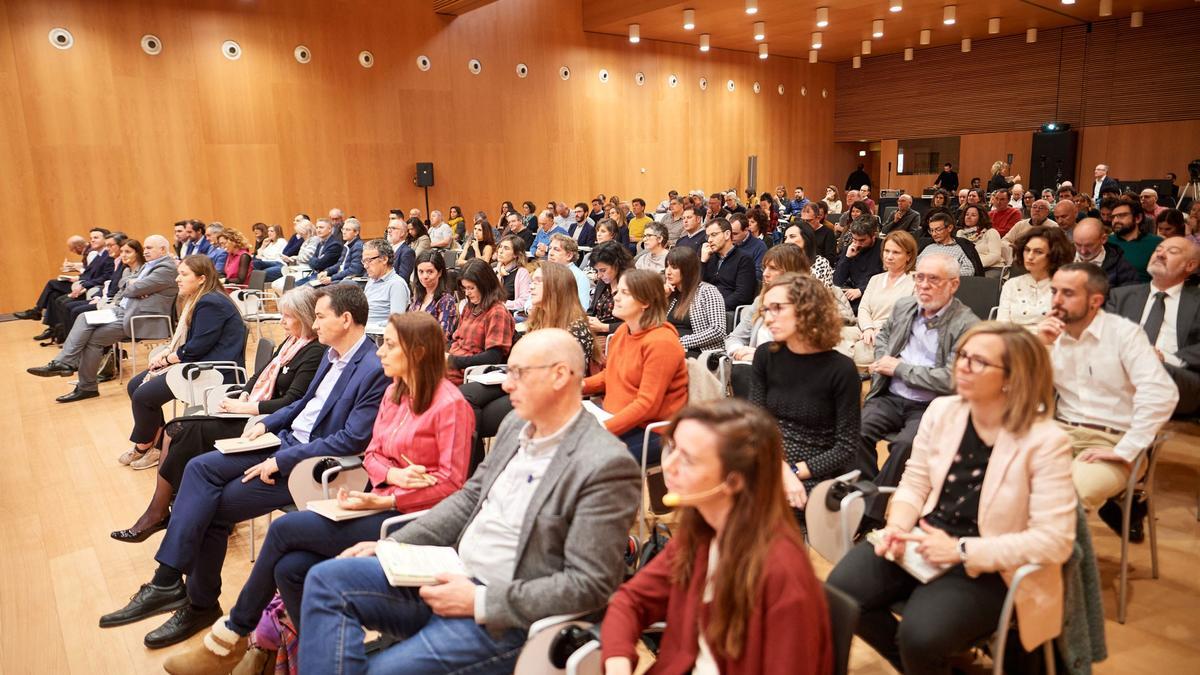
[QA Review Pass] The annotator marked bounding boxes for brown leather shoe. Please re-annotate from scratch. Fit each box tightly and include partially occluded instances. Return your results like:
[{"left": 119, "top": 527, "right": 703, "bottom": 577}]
[{"left": 162, "top": 616, "right": 248, "bottom": 674}]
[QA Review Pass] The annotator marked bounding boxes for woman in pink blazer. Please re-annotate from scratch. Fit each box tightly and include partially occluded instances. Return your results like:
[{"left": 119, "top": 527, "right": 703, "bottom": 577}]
[{"left": 827, "top": 322, "right": 1076, "bottom": 674}]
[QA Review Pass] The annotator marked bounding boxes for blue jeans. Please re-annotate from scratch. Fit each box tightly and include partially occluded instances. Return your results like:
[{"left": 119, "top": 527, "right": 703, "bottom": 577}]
[
  {"left": 300, "top": 557, "right": 526, "bottom": 674},
  {"left": 619, "top": 425, "right": 662, "bottom": 466}
]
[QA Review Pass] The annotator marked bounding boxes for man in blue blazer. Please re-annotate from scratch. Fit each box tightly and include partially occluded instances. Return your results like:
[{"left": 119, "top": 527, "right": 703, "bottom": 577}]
[
  {"left": 295, "top": 218, "right": 344, "bottom": 285},
  {"left": 326, "top": 218, "right": 366, "bottom": 283},
  {"left": 99, "top": 283, "right": 390, "bottom": 649}
]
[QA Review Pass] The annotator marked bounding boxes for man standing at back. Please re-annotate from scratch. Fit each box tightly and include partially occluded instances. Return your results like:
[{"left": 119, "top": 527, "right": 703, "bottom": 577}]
[{"left": 1092, "top": 164, "right": 1118, "bottom": 202}]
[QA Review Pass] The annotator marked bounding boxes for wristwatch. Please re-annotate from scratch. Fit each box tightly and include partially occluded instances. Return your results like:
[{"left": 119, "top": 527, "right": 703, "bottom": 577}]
[{"left": 956, "top": 538, "right": 968, "bottom": 564}]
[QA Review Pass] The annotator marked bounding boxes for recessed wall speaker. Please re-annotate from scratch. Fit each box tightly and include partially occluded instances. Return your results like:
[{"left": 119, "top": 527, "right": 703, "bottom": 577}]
[
  {"left": 516, "top": 63, "right": 528, "bottom": 78},
  {"left": 140, "top": 34, "right": 161, "bottom": 55},
  {"left": 801, "top": 86, "right": 808, "bottom": 96},
  {"left": 598, "top": 68, "right": 609, "bottom": 83},
  {"left": 468, "top": 58, "right": 482, "bottom": 75},
  {"left": 667, "top": 74, "right": 678, "bottom": 87},
  {"left": 699, "top": 77, "right": 708, "bottom": 90},
  {"left": 294, "top": 45, "right": 311, "bottom": 63},
  {"left": 726, "top": 79, "right": 735, "bottom": 91},
  {"left": 559, "top": 66, "right": 571, "bottom": 80},
  {"left": 822, "top": 88, "right": 828, "bottom": 98},
  {"left": 222, "top": 40, "right": 241, "bottom": 60},
  {"left": 753, "top": 81, "right": 761, "bottom": 94},
  {"left": 49, "top": 28, "right": 73, "bottom": 50},
  {"left": 635, "top": 71, "right": 645, "bottom": 86},
  {"left": 777, "top": 84, "right": 785, "bottom": 95},
  {"left": 358, "top": 51, "right": 373, "bottom": 68},
  {"left": 416, "top": 55, "right": 431, "bottom": 71}
]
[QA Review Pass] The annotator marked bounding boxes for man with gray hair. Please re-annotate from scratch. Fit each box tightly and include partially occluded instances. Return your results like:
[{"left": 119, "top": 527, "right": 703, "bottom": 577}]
[
  {"left": 1003, "top": 198, "right": 1057, "bottom": 251},
  {"left": 857, "top": 252, "right": 980, "bottom": 526},
  {"left": 319, "top": 218, "right": 364, "bottom": 284},
  {"left": 360, "top": 238, "right": 410, "bottom": 327},
  {"left": 882, "top": 193, "right": 921, "bottom": 236},
  {"left": 532, "top": 210, "right": 568, "bottom": 260},
  {"left": 203, "top": 222, "right": 228, "bottom": 271},
  {"left": 28, "top": 235, "right": 179, "bottom": 404},
  {"left": 428, "top": 210, "right": 453, "bottom": 249}
]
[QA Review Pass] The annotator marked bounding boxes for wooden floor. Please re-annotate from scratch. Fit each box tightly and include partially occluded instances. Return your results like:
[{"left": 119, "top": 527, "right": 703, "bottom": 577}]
[{"left": 1, "top": 318, "right": 1198, "bottom": 674}]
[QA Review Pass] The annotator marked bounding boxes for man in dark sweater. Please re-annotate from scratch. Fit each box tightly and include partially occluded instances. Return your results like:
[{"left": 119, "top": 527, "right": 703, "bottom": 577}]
[
  {"left": 700, "top": 218, "right": 756, "bottom": 310},
  {"left": 833, "top": 220, "right": 884, "bottom": 309}
]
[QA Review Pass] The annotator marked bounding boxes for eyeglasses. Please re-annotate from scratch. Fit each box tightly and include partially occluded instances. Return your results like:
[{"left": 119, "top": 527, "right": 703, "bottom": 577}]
[
  {"left": 913, "top": 273, "right": 949, "bottom": 286},
  {"left": 361, "top": 255, "right": 385, "bottom": 265},
  {"left": 953, "top": 350, "right": 1008, "bottom": 374},
  {"left": 764, "top": 302, "right": 795, "bottom": 315},
  {"left": 507, "top": 362, "right": 567, "bottom": 381},
  {"left": 705, "top": 231, "right": 724, "bottom": 240}
]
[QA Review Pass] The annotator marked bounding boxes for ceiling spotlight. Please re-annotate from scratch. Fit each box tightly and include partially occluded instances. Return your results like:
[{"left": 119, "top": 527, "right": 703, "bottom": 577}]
[
  {"left": 853, "top": 55, "right": 861, "bottom": 69},
  {"left": 809, "top": 50, "right": 818, "bottom": 63},
  {"left": 758, "top": 43, "right": 768, "bottom": 59},
  {"left": 872, "top": 20, "right": 884, "bottom": 38},
  {"left": 988, "top": 17, "right": 1000, "bottom": 34},
  {"left": 1131, "top": 11, "right": 1143, "bottom": 28},
  {"left": 745, "top": 0, "right": 757, "bottom": 16},
  {"left": 943, "top": 5, "right": 956, "bottom": 25},
  {"left": 811, "top": 31, "right": 823, "bottom": 49},
  {"left": 754, "top": 21, "right": 765, "bottom": 41},
  {"left": 1098, "top": 0, "right": 1112, "bottom": 17},
  {"left": 683, "top": 8, "right": 695, "bottom": 30},
  {"left": 1061, "top": 0, "right": 1075, "bottom": 5},
  {"left": 961, "top": 37, "right": 971, "bottom": 52},
  {"left": 861, "top": 39, "right": 872, "bottom": 55},
  {"left": 628, "top": 24, "right": 640, "bottom": 44},
  {"left": 904, "top": 47, "right": 913, "bottom": 61},
  {"left": 699, "top": 33, "right": 710, "bottom": 52},
  {"left": 816, "top": 7, "right": 829, "bottom": 28},
  {"left": 890, "top": 0, "right": 903, "bottom": 13},
  {"left": 919, "top": 29, "right": 931, "bottom": 45},
  {"left": 1026, "top": 28, "right": 1038, "bottom": 43}
]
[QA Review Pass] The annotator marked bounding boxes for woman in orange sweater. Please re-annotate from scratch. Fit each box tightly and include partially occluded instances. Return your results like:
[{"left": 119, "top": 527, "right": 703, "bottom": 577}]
[
  {"left": 600, "top": 399, "right": 833, "bottom": 675},
  {"left": 583, "top": 269, "right": 688, "bottom": 464}
]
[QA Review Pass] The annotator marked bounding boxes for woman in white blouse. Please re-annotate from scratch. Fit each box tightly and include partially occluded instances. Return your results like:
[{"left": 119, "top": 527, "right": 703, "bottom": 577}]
[
  {"left": 996, "top": 225, "right": 1075, "bottom": 330},
  {"left": 254, "top": 224, "right": 288, "bottom": 262},
  {"left": 823, "top": 185, "right": 843, "bottom": 214},
  {"left": 956, "top": 205, "right": 1006, "bottom": 277},
  {"left": 846, "top": 231, "right": 917, "bottom": 366}
]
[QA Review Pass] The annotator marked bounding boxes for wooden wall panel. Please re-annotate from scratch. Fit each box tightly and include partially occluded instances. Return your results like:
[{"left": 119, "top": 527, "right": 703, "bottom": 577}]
[{"left": 0, "top": 0, "right": 841, "bottom": 312}]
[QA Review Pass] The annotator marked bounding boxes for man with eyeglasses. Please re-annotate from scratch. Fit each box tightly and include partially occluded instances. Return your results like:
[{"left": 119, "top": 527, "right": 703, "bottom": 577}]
[
  {"left": 1003, "top": 199, "right": 1057, "bottom": 251},
  {"left": 385, "top": 218, "right": 416, "bottom": 281},
  {"left": 663, "top": 196, "right": 687, "bottom": 245},
  {"left": 700, "top": 218, "right": 757, "bottom": 310},
  {"left": 857, "top": 252, "right": 980, "bottom": 529},
  {"left": 360, "top": 239, "right": 410, "bottom": 328},
  {"left": 298, "top": 328, "right": 640, "bottom": 673},
  {"left": 635, "top": 223, "right": 669, "bottom": 273},
  {"left": 917, "top": 213, "right": 982, "bottom": 277},
  {"left": 1038, "top": 262, "right": 1177, "bottom": 541},
  {"left": 1073, "top": 218, "right": 1140, "bottom": 290}
]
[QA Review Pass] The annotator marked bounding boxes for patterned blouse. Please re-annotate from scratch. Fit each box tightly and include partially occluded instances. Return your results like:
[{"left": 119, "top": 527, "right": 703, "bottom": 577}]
[
  {"left": 667, "top": 282, "right": 728, "bottom": 352},
  {"left": 410, "top": 292, "right": 459, "bottom": 342}
]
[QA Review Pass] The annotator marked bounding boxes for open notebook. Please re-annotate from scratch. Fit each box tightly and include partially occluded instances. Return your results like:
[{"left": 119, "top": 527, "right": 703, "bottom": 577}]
[
  {"left": 865, "top": 527, "right": 952, "bottom": 584},
  {"left": 214, "top": 432, "right": 281, "bottom": 454},
  {"left": 375, "top": 540, "right": 468, "bottom": 587},
  {"left": 306, "top": 498, "right": 389, "bottom": 522}
]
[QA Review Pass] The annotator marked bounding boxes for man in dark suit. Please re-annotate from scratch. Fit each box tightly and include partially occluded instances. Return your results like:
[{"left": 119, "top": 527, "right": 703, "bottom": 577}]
[
  {"left": 386, "top": 218, "right": 416, "bottom": 281},
  {"left": 295, "top": 218, "right": 344, "bottom": 285},
  {"left": 17, "top": 229, "right": 110, "bottom": 324},
  {"left": 1107, "top": 236, "right": 1200, "bottom": 416},
  {"left": 43, "top": 231, "right": 126, "bottom": 342},
  {"left": 99, "top": 284, "right": 390, "bottom": 648},
  {"left": 325, "top": 218, "right": 366, "bottom": 283},
  {"left": 1091, "top": 163, "right": 1119, "bottom": 203},
  {"left": 1073, "top": 218, "right": 1141, "bottom": 290},
  {"left": 700, "top": 217, "right": 757, "bottom": 310},
  {"left": 569, "top": 202, "right": 597, "bottom": 248},
  {"left": 178, "top": 220, "right": 211, "bottom": 258}
]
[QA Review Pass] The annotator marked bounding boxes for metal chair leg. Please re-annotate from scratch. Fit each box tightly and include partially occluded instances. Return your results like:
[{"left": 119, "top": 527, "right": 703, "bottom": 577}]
[{"left": 249, "top": 517, "right": 257, "bottom": 562}]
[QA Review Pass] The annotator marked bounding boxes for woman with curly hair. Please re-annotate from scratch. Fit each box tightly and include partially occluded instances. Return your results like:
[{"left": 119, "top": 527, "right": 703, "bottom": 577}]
[
  {"left": 749, "top": 273, "right": 860, "bottom": 516},
  {"left": 218, "top": 229, "right": 253, "bottom": 285}
]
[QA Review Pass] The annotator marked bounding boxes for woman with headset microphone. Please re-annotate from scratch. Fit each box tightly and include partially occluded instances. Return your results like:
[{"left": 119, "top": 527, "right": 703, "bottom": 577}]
[{"left": 599, "top": 399, "right": 834, "bottom": 675}]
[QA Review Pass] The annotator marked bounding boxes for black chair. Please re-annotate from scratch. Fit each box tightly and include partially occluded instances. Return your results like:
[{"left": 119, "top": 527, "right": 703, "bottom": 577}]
[
  {"left": 824, "top": 584, "right": 859, "bottom": 675},
  {"left": 956, "top": 275, "right": 1002, "bottom": 321}
]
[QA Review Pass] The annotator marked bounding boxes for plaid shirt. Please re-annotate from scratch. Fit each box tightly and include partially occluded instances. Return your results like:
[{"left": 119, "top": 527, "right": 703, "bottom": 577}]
[{"left": 448, "top": 302, "right": 515, "bottom": 383}]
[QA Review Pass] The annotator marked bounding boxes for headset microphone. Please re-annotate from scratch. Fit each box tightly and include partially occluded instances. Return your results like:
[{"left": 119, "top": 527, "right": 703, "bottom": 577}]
[{"left": 661, "top": 480, "right": 728, "bottom": 508}]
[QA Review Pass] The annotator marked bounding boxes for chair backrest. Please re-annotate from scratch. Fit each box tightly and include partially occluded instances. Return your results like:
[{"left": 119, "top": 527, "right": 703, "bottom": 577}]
[
  {"left": 955, "top": 275, "right": 1002, "bottom": 320},
  {"left": 686, "top": 357, "right": 726, "bottom": 403},
  {"left": 248, "top": 269, "right": 267, "bottom": 291},
  {"left": 282, "top": 275, "right": 297, "bottom": 293},
  {"left": 254, "top": 337, "right": 276, "bottom": 373},
  {"left": 441, "top": 248, "right": 459, "bottom": 270},
  {"left": 823, "top": 584, "right": 860, "bottom": 675},
  {"left": 880, "top": 206, "right": 898, "bottom": 224}
]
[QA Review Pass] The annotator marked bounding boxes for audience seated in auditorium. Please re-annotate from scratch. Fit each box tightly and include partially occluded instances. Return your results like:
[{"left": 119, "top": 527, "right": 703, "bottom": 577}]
[
  {"left": 446, "top": 259, "right": 515, "bottom": 385},
  {"left": 111, "top": 287, "right": 324, "bottom": 541},
  {"left": 751, "top": 274, "right": 859, "bottom": 518},
  {"left": 547, "top": 233, "right": 591, "bottom": 310},
  {"left": 1052, "top": 196, "right": 1080, "bottom": 241},
  {"left": 1140, "top": 188, "right": 1167, "bottom": 222},
  {"left": 987, "top": 188, "right": 1023, "bottom": 238},
  {"left": 319, "top": 218, "right": 366, "bottom": 284},
  {"left": 846, "top": 231, "right": 917, "bottom": 367},
  {"left": 602, "top": 399, "right": 833, "bottom": 675},
  {"left": 922, "top": 189, "right": 954, "bottom": 232},
  {"left": 700, "top": 218, "right": 756, "bottom": 311},
  {"left": 1073, "top": 193, "right": 1101, "bottom": 222},
  {"left": 583, "top": 269, "right": 689, "bottom": 464},
  {"left": 28, "top": 237, "right": 178, "bottom": 403},
  {"left": 858, "top": 253, "right": 980, "bottom": 527},
  {"left": 628, "top": 198, "right": 653, "bottom": 241},
  {"left": 161, "top": 311, "right": 472, "bottom": 674},
  {"left": 918, "top": 212, "right": 984, "bottom": 277},
  {"left": 428, "top": 210, "right": 454, "bottom": 250},
  {"left": 18, "top": 228, "right": 112, "bottom": 328},
  {"left": 1037, "top": 263, "right": 1177, "bottom": 540},
  {"left": 823, "top": 185, "right": 844, "bottom": 214},
  {"left": 663, "top": 196, "right": 687, "bottom": 245},
  {"left": 178, "top": 220, "right": 210, "bottom": 259},
  {"left": 262, "top": 219, "right": 316, "bottom": 283},
  {"left": 665, "top": 246, "right": 727, "bottom": 355},
  {"left": 587, "top": 241, "right": 635, "bottom": 336},
  {"left": 798, "top": 202, "right": 839, "bottom": 263},
  {"left": 456, "top": 218, "right": 496, "bottom": 267},
  {"left": 996, "top": 226, "right": 1075, "bottom": 331},
  {"left": 99, "top": 284, "right": 388, "bottom": 648},
  {"left": 882, "top": 194, "right": 922, "bottom": 238},
  {"left": 408, "top": 250, "right": 459, "bottom": 342},
  {"left": 1073, "top": 218, "right": 1141, "bottom": 289},
  {"left": 1106, "top": 236, "right": 1200, "bottom": 417},
  {"left": 385, "top": 218, "right": 416, "bottom": 281},
  {"left": 829, "top": 322, "right": 1076, "bottom": 675},
  {"left": 955, "top": 205, "right": 1005, "bottom": 276},
  {"left": 253, "top": 224, "right": 287, "bottom": 265},
  {"left": 837, "top": 190, "right": 861, "bottom": 232},
  {"left": 493, "top": 235, "right": 532, "bottom": 313},
  {"left": 46, "top": 231, "right": 129, "bottom": 344},
  {"left": 118, "top": 255, "right": 246, "bottom": 463},
  {"left": 634, "top": 222, "right": 669, "bottom": 273},
  {"left": 297, "top": 328, "right": 639, "bottom": 673},
  {"left": 834, "top": 220, "right": 885, "bottom": 308},
  {"left": 1108, "top": 197, "right": 1163, "bottom": 283},
  {"left": 217, "top": 229, "right": 252, "bottom": 286},
  {"left": 1019, "top": 189, "right": 1035, "bottom": 218},
  {"left": 531, "top": 210, "right": 567, "bottom": 260},
  {"left": 729, "top": 213, "right": 767, "bottom": 280},
  {"left": 728, "top": 245, "right": 810, "bottom": 398},
  {"left": 361, "top": 239, "right": 410, "bottom": 327},
  {"left": 172, "top": 222, "right": 187, "bottom": 258},
  {"left": 674, "top": 206, "right": 705, "bottom": 254},
  {"left": 446, "top": 206, "right": 466, "bottom": 244},
  {"left": 293, "top": 218, "right": 344, "bottom": 286}
]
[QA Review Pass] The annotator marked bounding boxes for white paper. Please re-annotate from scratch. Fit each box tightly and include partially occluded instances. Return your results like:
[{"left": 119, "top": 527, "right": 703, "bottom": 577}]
[
  {"left": 583, "top": 400, "right": 613, "bottom": 423},
  {"left": 214, "top": 432, "right": 282, "bottom": 454},
  {"left": 84, "top": 309, "right": 117, "bottom": 325},
  {"left": 375, "top": 541, "right": 468, "bottom": 587}
]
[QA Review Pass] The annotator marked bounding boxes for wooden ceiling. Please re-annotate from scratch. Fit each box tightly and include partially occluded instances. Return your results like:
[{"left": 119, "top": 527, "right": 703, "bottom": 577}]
[{"left": 582, "top": 0, "right": 1197, "bottom": 62}]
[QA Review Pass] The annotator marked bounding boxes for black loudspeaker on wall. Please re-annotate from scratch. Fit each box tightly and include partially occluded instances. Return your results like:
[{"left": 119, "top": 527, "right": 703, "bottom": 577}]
[
  {"left": 415, "top": 162, "right": 435, "bottom": 188},
  {"left": 1029, "top": 130, "right": 1078, "bottom": 192}
]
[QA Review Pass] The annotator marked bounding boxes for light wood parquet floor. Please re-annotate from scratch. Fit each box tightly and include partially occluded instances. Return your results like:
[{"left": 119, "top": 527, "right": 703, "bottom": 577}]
[{"left": 0, "top": 319, "right": 1197, "bottom": 674}]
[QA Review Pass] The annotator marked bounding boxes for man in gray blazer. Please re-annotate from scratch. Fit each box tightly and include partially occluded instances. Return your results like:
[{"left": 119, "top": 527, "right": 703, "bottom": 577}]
[
  {"left": 1106, "top": 236, "right": 1200, "bottom": 416},
  {"left": 858, "top": 253, "right": 980, "bottom": 525},
  {"left": 298, "top": 328, "right": 641, "bottom": 674},
  {"left": 28, "top": 235, "right": 179, "bottom": 403}
]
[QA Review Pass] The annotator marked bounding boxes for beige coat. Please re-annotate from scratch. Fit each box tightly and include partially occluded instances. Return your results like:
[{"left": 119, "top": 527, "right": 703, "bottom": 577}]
[{"left": 890, "top": 395, "right": 1077, "bottom": 649}]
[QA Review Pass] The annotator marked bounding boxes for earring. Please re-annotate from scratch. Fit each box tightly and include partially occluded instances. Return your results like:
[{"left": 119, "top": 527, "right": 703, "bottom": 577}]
[{"left": 1002, "top": 385, "right": 1009, "bottom": 393}]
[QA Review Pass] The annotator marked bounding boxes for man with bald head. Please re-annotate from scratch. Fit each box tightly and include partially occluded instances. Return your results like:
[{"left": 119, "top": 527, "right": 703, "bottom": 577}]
[
  {"left": 1108, "top": 237, "right": 1200, "bottom": 416},
  {"left": 882, "top": 193, "right": 921, "bottom": 236},
  {"left": 1092, "top": 164, "right": 1118, "bottom": 202},
  {"left": 1072, "top": 218, "right": 1140, "bottom": 290},
  {"left": 1053, "top": 198, "right": 1080, "bottom": 240},
  {"left": 297, "top": 327, "right": 641, "bottom": 673},
  {"left": 28, "top": 235, "right": 179, "bottom": 402}
]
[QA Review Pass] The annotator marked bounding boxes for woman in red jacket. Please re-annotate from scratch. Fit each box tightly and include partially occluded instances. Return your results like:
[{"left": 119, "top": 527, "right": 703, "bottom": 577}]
[{"left": 601, "top": 399, "right": 833, "bottom": 675}]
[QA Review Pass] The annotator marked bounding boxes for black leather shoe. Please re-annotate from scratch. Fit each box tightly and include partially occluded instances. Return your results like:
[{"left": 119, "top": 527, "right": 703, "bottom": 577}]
[
  {"left": 144, "top": 604, "right": 223, "bottom": 649},
  {"left": 56, "top": 387, "right": 99, "bottom": 403},
  {"left": 27, "top": 361, "right": 75, "bottom": 377},
  {"left": 13, "top": 309, "right": 41, "bottom": 320},
  {"left": 1098, "top": 497, "right": 1147, "bottom": 543},
  {"left": 97, "top": 372, "right": 116, "bottom": 383},
  {"left": 99, "top": 581, "right": 188, "bottom": 628},
  {"left": 111, "top": 515, "right": 170, "bottom": 543},
  {"left": 32, "top": 328, "right": 54, "bottom": 341}
]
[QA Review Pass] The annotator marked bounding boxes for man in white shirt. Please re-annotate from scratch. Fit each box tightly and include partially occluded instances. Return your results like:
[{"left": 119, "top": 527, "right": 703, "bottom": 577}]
[
  {"left": 298, "top": 329, "right": 640, "bottom": 673},
  {"left": 428, "top": 210, "right": 454, "bottom": 249},
  {"left": 1038, "top": 263, "right": 1178, "bottom": 538}
]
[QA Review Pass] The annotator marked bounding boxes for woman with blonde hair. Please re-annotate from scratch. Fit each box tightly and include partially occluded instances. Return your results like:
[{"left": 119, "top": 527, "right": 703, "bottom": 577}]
[
  {"left": 601, "top": 399, "right": 832, "bottom": 675},
  {"left": 828, "top": 322, "right": 1076, "bottom": 674},
  {"left": 987, "top": 161, "right": 1021, "bottom": 193},
  {"left": 121, "top": 255, "right": 246, "bottom": 467},
  {"left": 848, "top": 231, "right": 917, "bottom": 366}
]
